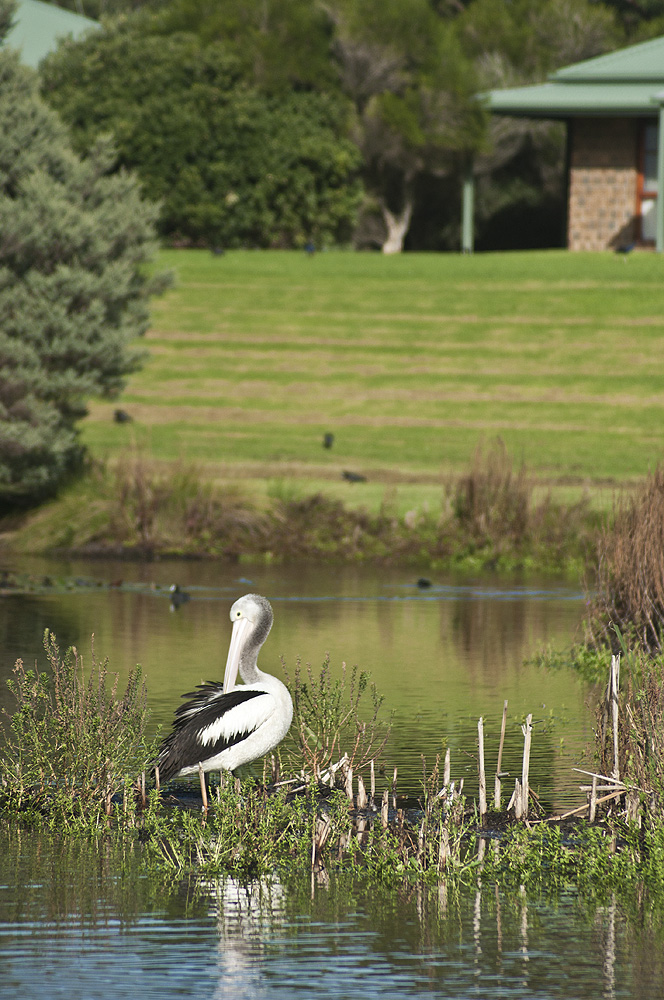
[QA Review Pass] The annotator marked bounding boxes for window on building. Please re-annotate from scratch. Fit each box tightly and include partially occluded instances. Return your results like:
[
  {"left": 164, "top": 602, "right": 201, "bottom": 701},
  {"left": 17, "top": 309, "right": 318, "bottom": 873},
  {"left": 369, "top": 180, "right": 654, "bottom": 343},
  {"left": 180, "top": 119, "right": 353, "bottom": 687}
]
[{"left": 638, "top": 120, "right": 658, "bottom": 243}]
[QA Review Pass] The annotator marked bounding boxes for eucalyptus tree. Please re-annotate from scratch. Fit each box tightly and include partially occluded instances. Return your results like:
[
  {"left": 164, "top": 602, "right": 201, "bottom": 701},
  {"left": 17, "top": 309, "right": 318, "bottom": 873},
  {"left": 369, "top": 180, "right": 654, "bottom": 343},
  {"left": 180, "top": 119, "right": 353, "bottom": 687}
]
[
  {"left": 0, "top": 1, "right": 163, "bottom": 505},
  {"left": 327, "top": 0, "right": 485, "bottom": 252}
]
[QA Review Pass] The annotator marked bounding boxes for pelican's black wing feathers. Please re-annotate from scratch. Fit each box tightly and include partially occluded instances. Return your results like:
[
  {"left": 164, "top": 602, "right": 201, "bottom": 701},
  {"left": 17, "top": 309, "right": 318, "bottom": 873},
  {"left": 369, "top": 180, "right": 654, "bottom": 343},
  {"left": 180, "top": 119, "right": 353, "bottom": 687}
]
[{"left": 157, "top": 681, "right": 266, "bottom": 781}]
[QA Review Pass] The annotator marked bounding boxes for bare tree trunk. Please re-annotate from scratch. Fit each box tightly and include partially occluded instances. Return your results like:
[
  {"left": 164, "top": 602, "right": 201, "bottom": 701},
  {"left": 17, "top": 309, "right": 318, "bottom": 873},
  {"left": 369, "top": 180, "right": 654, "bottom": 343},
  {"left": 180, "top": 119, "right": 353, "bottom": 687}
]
[{"left": 380, "top": 196, "right": 413, "bottom": 254}]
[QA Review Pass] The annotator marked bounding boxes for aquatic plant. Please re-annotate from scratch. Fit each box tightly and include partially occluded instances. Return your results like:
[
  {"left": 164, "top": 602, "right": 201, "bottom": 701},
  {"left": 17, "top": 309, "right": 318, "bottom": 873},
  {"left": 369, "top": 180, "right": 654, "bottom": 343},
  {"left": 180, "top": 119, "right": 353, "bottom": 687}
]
[
  {"left": 0, "top": 630, "right": 155, "bottom": 821},
  {"left": 281, "top": 654, "right": 390, "bottom": 783}
]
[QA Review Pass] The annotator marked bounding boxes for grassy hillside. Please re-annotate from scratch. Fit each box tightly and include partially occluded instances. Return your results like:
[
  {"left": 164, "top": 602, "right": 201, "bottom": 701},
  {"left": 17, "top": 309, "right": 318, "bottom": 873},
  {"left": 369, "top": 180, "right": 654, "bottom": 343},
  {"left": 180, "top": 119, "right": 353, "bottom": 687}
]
[{"left": 82, "top": 248, "right": 664, "bottom": 513}]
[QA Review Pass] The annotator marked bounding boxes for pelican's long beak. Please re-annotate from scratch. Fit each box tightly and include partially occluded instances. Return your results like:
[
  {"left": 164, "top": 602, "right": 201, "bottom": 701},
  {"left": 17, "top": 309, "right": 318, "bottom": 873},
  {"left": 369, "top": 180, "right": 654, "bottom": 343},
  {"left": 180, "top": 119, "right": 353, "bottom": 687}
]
[{"left": 223, "top": 616, "right": 251, "bottom": 691}]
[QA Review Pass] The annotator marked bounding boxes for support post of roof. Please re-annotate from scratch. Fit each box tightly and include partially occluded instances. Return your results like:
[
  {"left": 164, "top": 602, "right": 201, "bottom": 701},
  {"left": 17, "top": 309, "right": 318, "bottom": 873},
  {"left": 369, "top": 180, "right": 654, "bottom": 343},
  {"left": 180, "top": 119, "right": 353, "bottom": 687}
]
[
  {"left": 657, "top": 97, "right": 664, "bottom": 253},
  {"left": 461, "top": 160, "right": 474, "bottom": 254}
]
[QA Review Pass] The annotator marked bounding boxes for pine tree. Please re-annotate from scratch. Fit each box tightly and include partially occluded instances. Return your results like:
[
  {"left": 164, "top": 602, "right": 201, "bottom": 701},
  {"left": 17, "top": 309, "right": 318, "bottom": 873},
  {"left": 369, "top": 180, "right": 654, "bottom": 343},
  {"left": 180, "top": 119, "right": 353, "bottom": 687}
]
[{"left": 0, "top": 2, "right": 164, "bottom": 505}]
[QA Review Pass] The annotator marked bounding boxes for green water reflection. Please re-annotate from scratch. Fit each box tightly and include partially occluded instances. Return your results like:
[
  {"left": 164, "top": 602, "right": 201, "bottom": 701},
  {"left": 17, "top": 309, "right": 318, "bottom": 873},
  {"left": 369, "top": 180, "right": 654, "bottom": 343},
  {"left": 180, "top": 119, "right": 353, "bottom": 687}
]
[{"left": 0, "top": 558, "right": 591, "bottom": 809}]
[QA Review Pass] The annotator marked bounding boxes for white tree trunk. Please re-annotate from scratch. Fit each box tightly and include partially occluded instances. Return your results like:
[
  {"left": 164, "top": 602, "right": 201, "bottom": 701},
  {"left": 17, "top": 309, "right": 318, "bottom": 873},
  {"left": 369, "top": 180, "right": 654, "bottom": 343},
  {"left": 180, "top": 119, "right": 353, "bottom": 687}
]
[{"left": 380, "top": 197, "right": 413, "bottom": 254}]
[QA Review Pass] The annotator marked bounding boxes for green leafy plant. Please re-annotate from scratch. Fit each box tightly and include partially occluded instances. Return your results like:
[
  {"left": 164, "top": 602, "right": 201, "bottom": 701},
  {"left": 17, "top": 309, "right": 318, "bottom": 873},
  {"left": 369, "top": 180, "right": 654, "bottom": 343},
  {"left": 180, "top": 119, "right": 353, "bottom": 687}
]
[
  {"left": 0, "top": 630, "right": 155, "bottom": 821},
  {"left": 281, "top": 655, "right": 390, "bottom": 782}
]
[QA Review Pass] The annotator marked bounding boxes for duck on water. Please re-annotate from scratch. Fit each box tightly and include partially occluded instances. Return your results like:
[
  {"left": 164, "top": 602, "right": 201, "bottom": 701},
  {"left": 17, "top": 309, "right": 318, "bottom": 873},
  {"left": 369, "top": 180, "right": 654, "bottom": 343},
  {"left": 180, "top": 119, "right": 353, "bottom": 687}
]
[{"left": 157, "top": 594, "right": 293, "bottom": 801}]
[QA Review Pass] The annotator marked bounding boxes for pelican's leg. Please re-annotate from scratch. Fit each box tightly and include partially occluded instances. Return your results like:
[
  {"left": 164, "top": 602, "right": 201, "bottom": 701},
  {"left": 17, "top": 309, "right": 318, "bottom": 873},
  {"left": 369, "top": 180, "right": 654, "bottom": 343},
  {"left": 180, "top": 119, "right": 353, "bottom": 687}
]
[{"left": 198, "top": 762, "right": 208, "bottom": 812}]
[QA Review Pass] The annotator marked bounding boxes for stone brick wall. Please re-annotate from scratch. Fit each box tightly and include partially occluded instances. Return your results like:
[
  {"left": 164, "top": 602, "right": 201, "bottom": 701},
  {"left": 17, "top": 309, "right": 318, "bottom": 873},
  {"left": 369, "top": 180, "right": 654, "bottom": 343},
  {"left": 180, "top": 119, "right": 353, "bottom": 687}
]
[{"left": 567, "top": 117, "right": 639, "bottom": 251}]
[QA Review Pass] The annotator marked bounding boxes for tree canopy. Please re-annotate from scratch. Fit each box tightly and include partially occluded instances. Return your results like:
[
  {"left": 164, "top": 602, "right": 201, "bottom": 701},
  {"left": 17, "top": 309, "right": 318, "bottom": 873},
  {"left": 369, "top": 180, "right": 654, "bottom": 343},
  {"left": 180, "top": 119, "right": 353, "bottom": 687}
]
[
  {"left": 39, "top": 0, "right": 654, "bottom": 252},
  {"left": 41, "top": 25, "right": 363, "bottom": 248},
  {"left": 0, "top": 1, "right": 164, "bottom": 504}
]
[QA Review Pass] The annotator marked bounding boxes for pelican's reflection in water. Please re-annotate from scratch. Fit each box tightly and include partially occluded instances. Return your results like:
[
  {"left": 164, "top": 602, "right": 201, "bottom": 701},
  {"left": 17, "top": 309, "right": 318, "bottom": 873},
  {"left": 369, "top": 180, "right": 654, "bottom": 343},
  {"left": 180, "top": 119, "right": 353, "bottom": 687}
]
[
  {"left": 194, "top": 870, "right": 645, "bottom": 1000},
  {"left": 205, "top": 876, "right": 286, "bottom": 1000}
]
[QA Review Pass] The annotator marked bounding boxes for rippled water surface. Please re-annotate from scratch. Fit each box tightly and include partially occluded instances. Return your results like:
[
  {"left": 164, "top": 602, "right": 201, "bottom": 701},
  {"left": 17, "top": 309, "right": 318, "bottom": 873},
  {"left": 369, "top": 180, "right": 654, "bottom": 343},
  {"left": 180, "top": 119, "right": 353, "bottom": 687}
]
[{"left": 0, "top": 829, "right": 661, "bottom": 1000}]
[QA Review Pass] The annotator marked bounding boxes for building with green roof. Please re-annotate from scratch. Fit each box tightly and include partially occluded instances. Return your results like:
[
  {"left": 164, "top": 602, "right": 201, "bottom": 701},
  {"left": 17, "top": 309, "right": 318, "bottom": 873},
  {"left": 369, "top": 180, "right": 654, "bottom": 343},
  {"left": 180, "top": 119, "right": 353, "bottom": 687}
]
[
  {"left": 465, "top": 34, "right": 664, "bottom": 252},
  {"left": 5, "top": 0, "right": 97, "bottom": 70}
]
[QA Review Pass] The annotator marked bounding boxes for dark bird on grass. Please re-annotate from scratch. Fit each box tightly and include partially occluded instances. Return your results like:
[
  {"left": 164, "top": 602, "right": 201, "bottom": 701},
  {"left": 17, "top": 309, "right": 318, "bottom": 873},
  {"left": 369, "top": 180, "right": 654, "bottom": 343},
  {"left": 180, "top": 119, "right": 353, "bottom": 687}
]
[
  {"left": 323, "top": 432, "right": 334, "bottom": 449},
  {"left": 416, "top": 578, "right": 432, "bottom": 589},
  {"left": 156, "top": 594, "right": 293, "bottom": 782},
  {"left": 342, "top": 470, "right": 367, "bottom": 483},
  {"left": 113, "top": 409, "right": 132, "bottom": 423},
  {"left": 169, "top": 584, "right": 190, "bottom": 612}
]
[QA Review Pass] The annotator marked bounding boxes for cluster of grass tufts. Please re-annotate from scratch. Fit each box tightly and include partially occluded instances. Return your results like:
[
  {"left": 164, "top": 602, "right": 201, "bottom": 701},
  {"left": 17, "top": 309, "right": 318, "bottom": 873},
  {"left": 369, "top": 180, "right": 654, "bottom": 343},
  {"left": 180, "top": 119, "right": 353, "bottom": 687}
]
[{"left": 0, "top": 631, "right": 156, "bottom": 826}]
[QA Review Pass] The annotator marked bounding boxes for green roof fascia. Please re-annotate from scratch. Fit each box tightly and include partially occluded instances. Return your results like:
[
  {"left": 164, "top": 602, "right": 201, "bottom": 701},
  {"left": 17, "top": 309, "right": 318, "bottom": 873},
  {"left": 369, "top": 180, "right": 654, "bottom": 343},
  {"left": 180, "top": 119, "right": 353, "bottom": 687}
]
[
  {"left": 5, "top": 0, "right": 98, "bottom": 69},
  {"left": 485, "top": 81, "right": 664, "bottom": 119}
]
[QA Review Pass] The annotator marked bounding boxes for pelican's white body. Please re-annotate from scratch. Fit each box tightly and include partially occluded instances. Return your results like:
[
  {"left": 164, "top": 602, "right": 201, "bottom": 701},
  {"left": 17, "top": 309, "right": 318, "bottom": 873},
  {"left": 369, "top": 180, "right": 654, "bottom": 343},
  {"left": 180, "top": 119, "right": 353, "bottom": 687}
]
[
  {"left": 175, "top": 670, "right": 293, "bottom": 775},
  {"left": 158, "top": 594, "right": 293, "bottom": 780}
]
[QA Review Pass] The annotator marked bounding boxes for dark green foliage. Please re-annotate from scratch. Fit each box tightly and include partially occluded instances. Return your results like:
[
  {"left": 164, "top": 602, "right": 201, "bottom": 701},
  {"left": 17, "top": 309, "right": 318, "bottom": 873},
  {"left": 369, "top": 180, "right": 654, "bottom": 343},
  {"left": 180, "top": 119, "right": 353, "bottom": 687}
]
[
  {"left": 41, "top": 26, "right": 363, "bottom": 248},
  {"left": 0, "top": 16, "right": 164, "bottom": 504}
]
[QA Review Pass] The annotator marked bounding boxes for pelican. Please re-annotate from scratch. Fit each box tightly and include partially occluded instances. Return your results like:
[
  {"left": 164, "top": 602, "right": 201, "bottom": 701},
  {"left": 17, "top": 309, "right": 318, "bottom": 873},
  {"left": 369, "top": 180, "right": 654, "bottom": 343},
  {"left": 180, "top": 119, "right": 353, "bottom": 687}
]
[{"left": 157, "top": 594, "right": 293, "bottom": 784}]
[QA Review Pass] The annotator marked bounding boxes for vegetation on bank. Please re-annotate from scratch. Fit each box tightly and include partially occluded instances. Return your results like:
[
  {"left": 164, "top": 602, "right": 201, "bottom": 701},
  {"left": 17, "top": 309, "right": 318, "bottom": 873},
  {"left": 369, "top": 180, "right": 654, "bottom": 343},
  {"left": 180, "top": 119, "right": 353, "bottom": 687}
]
[{"left": 5, "top": 441, "right": 599, "bottom": 574}]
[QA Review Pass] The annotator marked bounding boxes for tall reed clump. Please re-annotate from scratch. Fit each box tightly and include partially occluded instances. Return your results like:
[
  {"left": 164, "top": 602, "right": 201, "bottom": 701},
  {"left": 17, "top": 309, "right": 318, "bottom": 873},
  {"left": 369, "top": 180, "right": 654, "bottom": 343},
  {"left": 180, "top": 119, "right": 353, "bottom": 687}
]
[
  {"left": 587, "top": 467, "right": 664, "bottom": 653},
  {"left": 593, "top": 640, "right": 664, "bottom": 814},
  {"left": 0, "top": 630, "right": 155, "bottom": 821},
  {"left": 444, "top": 437, "right": 594, "bottom": 568},
  {"left": 103, "top": 452, "right": 268, "bottom": 557}
]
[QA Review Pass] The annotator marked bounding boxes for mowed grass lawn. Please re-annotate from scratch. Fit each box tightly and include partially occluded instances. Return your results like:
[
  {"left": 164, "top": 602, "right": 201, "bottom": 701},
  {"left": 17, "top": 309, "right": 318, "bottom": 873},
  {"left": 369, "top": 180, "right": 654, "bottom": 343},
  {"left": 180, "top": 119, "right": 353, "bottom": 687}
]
[{"left": 82, "top": 248, "right": 664, "bottom": 513}]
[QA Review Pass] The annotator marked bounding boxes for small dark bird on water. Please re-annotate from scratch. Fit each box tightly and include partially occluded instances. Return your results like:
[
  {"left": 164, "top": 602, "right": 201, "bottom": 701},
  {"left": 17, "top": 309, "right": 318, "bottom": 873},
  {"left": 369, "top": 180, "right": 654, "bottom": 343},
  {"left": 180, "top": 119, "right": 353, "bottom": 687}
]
[
  {"left": 342, "top": 470, "right": 367, "bottom": 483},
  {"left": 113, "top": 409, "right": 132, "bottom": 423},
  {"left": 323, "top": 432, "right": 334, "bottom": 449},
  {"left": 169, "top": 584, "right": 190, "bottom": 612},
  {"left": 417, "top": 578, "right": 432, "bottom": 589}
]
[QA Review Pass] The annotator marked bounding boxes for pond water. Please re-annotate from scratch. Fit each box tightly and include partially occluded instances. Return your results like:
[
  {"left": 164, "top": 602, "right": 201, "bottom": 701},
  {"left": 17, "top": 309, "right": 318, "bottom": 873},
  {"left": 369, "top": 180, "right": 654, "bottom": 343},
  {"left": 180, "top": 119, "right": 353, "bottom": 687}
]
[
  {"left": 0, "top": 557, "right": 592, "bottom": 809},
  {"left": 0, "top": 828, "right": 662, "bottom": 1000},
  {"left": 3, "top": 557, "right": 648, "bottom": 999}
]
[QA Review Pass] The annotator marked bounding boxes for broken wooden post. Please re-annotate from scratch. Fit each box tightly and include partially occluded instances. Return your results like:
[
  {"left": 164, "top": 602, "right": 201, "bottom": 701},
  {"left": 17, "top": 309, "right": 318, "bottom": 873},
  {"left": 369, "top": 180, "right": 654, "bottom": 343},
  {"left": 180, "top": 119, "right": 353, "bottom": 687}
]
[
  {"left": 478, "top": 716, "right": 487, "bottom": 823},
  {"left": 609, "top": 654, "right": 620, "bottom": 781},
  {"left": 357, "top": 774, "right": 367, "bottom": 810},
  {"left": 443, "top": 747, "right": 451, "bottom": 788},
  {"left": 521, "top": 713, "right": 533, "bottom": 820},
  {"left": 589, "top": 773, "right": 598, "bottom": 823},
  {"left": 494, "top": 699, "right": 508, "bottom": 810},
  {"left": 381, "top": 788, "right": 389, "bottom": 828}
]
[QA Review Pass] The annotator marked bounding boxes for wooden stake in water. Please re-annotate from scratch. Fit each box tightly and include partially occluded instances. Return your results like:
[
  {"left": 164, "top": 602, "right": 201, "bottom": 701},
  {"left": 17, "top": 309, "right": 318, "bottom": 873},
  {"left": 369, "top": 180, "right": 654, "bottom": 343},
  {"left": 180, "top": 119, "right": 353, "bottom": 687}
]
[
  {"left": 494, "top": 699, "right": 508, "bottom": 810},
  {"left": 381, "top": 788, "right": 389, "bottom": 829},
  {"left": 610, "top": 654, "right": 620, "bottom": 781},
  {"left": 392, "top": 766, "right": 398, "bottom": 810},
  {"left": 370, "top": 759, "right": 375, "bottom": 808},
  {"left": 521, "top": 714, "right": 533, "bottom": 820},
  {"left": 345, "top": 766, "right": 354, "bottom": 804},
  {"left": 357, "top": 775, "right": 368, "bottom": 810},
  {"left": 589, "top": 773, "right": 598, "bottom": 823},
  {"left": 443, "top": 747, "right": 451, "bottom": 788},
  {"left": 478, "top": 716, "right": 487, "bottom": 822}
]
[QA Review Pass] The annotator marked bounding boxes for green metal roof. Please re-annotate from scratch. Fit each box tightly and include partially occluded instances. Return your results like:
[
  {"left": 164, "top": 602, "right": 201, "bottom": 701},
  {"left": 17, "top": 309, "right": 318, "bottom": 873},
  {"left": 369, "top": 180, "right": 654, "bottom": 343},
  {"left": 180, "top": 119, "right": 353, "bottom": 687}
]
[
  {"left": 5, "top": 0, "right": 98, "bottom": 69},
  {"left": 486, "top": 34, "right": 664, "bottom": 119}
]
